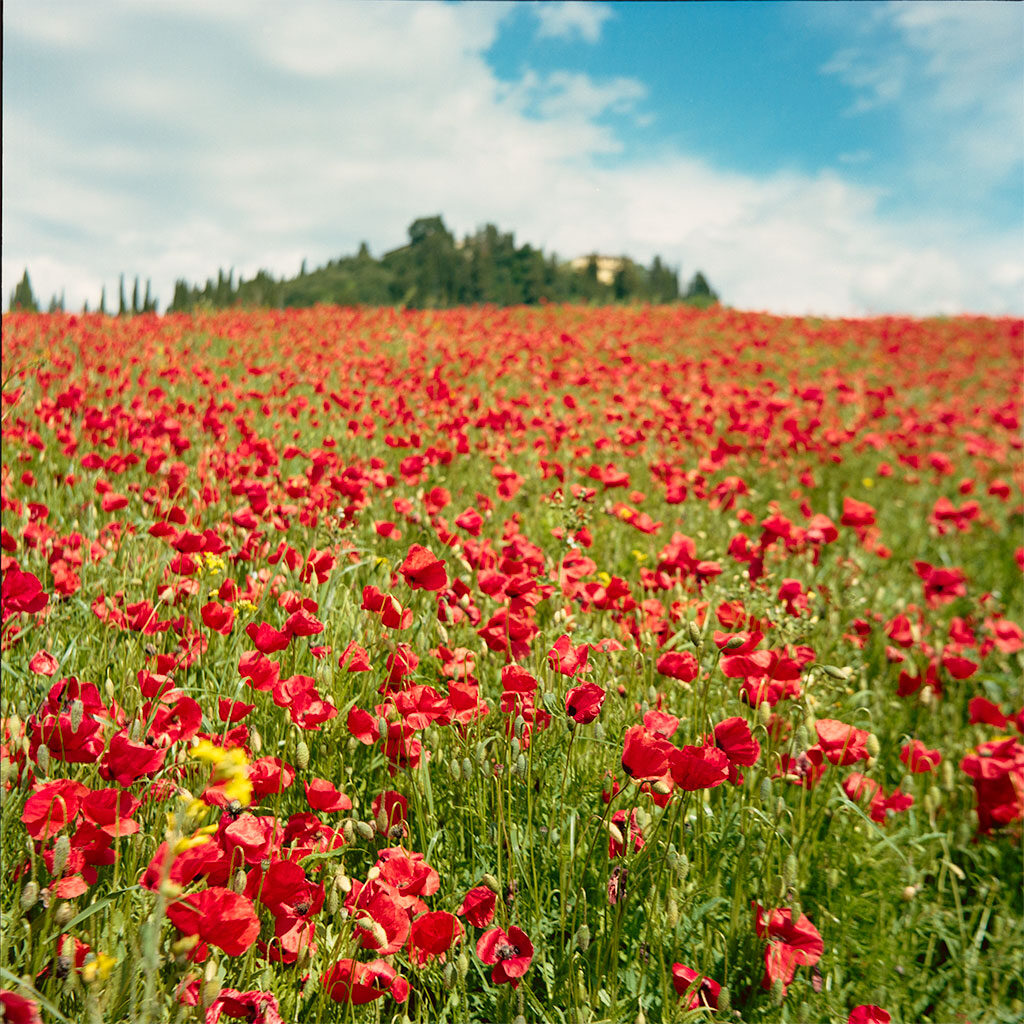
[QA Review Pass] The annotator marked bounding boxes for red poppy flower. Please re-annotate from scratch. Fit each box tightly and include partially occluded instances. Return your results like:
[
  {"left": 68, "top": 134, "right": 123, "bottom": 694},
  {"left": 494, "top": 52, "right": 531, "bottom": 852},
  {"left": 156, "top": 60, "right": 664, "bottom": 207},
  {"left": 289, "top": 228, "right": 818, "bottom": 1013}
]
[
  {"left": 204, "top": 988, "right": 284, "bottom": 1024},
  {"left": 408, "top": 910, "right": 463, "bottom": 966},
  {"left": 669, "top": 745, "right": 730, "bottom": 791},
  {"left": 304, "top": 778, "right": 353, "bottom": 812},
  {"left": 476, "top": 926, "right": 533, "bottom": 988},
  {"left": 244, "top": 621, "right": 292, "bottom": 654},
  {"left": 621, "top": 725, "right": 673, "bottom": 781},
  {"left": 753, "top": 902, "right": 823, "bottom": 996},
  {"left": 0, "top": 991, "right": 43, "bottom": 1024},
  {"left": 968, "top": 697, "right": 1008, "bottom": 728},
  {"left": 655, "top": 650, "right": 699, "bottom": 682},
  {"left": 28, "top": 650, "right": 59, "bottom": 676},
  {"left": 457, "top": 886, "right": 496, "bottom": 928},
  {"left": 900, "top": 740, "right": 941, "bottom": 773},
  {"left": 322, "top": 958, "right": 409, "bottom": 1005},
  {"left": 565, "top": 682, "right": 605, "bottom": 724},
  {"left": 547, "top": 633, "right": 590, "bottom": 676},
  {"left": 166, "top": 887, "right": 260, "bottom": 956},
  {"left": 848, "top": 1007, "right": 891, "bottom": 1024},
  {"left": 1, "top": 568, "right": 49, "bottom": 619},
  {"left": 713, "top": 716, "right": 761, "bottom": 767},
  {"left": 815, "top": 719, "right": 870, "bottom": 766},
  {"left": 21, "top": 779, "right": 89, "bottom": 840},
  {"left": 399, "top": 544, "right": 448, "bottom": 591},
  {"left": 99, "top": 730, "right": 166, "bottom": 787},
  {"left": 671, "top": 964, "right": 721, "bottom": 1009}
]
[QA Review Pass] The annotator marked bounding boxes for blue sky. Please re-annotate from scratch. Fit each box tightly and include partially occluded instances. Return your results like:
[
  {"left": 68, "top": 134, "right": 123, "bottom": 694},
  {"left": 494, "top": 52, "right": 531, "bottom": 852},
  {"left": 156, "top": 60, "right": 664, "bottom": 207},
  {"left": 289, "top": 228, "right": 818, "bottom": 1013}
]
[{"left": 4, "top": 1, "right": 1022, "bottom": 316}]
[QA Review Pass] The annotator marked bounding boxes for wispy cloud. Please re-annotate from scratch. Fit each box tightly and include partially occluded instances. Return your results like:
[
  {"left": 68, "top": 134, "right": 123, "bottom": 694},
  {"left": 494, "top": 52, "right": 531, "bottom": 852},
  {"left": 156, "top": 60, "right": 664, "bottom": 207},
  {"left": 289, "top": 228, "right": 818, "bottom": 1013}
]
[{"left": 532, "top": 2, "right": 613, "bottom": 44}]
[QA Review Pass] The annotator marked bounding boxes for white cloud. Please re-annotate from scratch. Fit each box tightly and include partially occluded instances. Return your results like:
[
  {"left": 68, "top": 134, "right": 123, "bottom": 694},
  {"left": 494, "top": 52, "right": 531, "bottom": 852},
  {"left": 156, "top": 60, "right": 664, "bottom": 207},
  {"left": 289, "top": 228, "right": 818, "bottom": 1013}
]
[
  {"left": 2, "top": 0, "right": 1021, "bottom": 317},
  {"left": 533, "top": 2, "right": 613, "bottom": 44},
  {"left": 821, "top": 1, "right": 1024, "bottom": 185}
]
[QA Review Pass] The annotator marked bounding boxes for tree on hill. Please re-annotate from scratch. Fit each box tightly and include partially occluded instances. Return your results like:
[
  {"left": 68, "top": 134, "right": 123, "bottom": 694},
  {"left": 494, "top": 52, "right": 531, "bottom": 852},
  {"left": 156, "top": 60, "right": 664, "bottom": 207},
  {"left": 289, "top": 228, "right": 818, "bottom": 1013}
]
[{"left": 9, "top": 269, "right": 39, "bottom": 312}]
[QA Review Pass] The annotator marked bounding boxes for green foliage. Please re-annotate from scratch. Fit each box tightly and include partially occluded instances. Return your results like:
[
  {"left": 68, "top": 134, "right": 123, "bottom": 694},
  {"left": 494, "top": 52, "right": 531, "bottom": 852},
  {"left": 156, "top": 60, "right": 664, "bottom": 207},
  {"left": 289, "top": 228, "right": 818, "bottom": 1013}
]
[
  {"left": 162, "top": 216, "right": 712, "bottom": 312},
  {"left": 9, "top": 269, "right": 39, "bottom": 313}
]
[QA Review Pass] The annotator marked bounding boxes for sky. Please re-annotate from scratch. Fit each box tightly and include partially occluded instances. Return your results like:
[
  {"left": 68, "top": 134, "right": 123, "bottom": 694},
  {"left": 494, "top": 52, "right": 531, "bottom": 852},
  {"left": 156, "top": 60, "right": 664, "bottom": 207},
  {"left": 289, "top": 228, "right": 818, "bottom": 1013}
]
[{"left": 4, "top": 0, "right": 1023, "bottom": 317}]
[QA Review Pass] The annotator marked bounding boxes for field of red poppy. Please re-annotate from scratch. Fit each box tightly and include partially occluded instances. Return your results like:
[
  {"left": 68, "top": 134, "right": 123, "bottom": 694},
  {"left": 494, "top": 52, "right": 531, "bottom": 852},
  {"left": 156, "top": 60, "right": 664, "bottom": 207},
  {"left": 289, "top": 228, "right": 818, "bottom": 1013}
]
[{"left": 1, "top": 304, "right": 1021, "bottom": 1024}]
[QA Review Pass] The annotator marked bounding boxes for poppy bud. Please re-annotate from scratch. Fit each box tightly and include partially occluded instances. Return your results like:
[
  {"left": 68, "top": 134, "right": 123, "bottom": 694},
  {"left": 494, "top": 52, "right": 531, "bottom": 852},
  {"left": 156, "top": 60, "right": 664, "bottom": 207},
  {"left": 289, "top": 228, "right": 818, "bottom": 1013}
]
[
  {"left": 36, "top": 745, "right": 50, "bottom": 776},
  {"left": 759, "top": 776, "right": 772, "bottom": 804},
  {"left": 676, "top": 853, "right": 690, "bottom": 882},
  {"left": 941, "top": 759, "right": 954, "bottom": 791},
  {"left": 69, "top": 700, "right": 84, "bottom": 734},
  {"left": 295, "top": 740, "right": 310, "bottom": 771},
  {"left": 635, "top": 1011, "right": 647, "bottom": 1024},
  {"left": 104, "top": 679, "right": 116, "bottom": 704},
  {"left": 231, "top": 869, "right": 247, "bottom": 894},
  {"left": 772, "top": 874, "right": 786, "bottom": 903},
  {"left": 820, "top": 664, "right": 850, "bottom": 680},
  {"left": 688, "top": 621, "right": 703, "bottom": 647},
  {"left": 575, "top": 923, "right": 591, "bottom": 951},
  {"left": 514, "top": 716, "right": 526, "bottom": 740},
  {"left": 594, "top": 721, "right": 605, "bottom": 741},
  {"left": 865, "top": 733, "right": 880, "bottom": 759},
  {"left": 52, "top": 835, "right": 71, "bottom": 877},
  {"left": 666, "top": 898, "right": 679, "bottom": 928},
  {"left": 717, "top": 985, "right": 731, "bottom": 1014},
  {"left": 341, "top": 819, "right": 356, "bottom": 844},
  {"left": 789, "top": 898, "right": 802, "bottom": 921},
  {"left": 770, "top": 977, "right": 785, "bottom": 1005},
  {"left": 54, "top": 901, "right": 75, "bottom": 928},
  {"left": 758, "top": 700, "right": 772, "bottom": 726},
  {"left": 515, "top": 753, "right": 528, "bottom": 777},
  {"left": 803, "top": 711, "right": 816, "bottom": 733},
  {"left": 794, "top": 725, "right": 809, "bottom": 751},
  {"left": 462, "top": 757, "right": 474, "bottom": 779},
  {"left": 355, "top": 820, "right": 375, "bottom": 842},
  {"left": 481, "top": 873, "right": 500, "bottom": 893},
  {"left": 449, "top": 758, "right": 461, "bottom": 781},
  {"left": 902, "top": 885, "right": 918, "bottom": 902},
  {"left": 250, "top": 729, "right": 262, "bottom": 754},
  {"left": 20, "top": 881, "right": 39, "bottom": 913},
  {"left": 457, "top": 951, "right": 470, "bottom": 981},
  {"left": 326, "top": 887, "right": 339, "bottom": 915},
  {"left": 783, "top": 854, "right": 798, "bottom": 888},
  {"left": 725, "top": 635, "right": 745, "bottom": 650},
  {"left": 443, "top": 962, "right": 456, "bottom": 989},
  {"left": 475, "top": 741, "right": 488, "bottom": 764},
  {"left": 510, "top": 737, "right": 521, "bottom": 759},
  {"left": 826, "top": 868, "right": 840, "bottom": 890},
  {"left": 201, "top": 976, "right": 221, "bottom": 1011}
]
